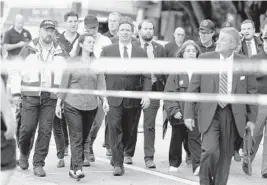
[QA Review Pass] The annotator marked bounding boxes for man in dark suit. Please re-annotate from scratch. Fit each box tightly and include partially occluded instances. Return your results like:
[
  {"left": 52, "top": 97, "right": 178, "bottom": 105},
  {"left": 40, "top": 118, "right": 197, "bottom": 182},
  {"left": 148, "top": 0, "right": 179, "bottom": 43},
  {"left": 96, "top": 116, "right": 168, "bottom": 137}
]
[
  {"left": 184, "top": 27, "right": 258, "bottom": 185},
  {"left": 123, "top": 19, "right": 167, "bottom": 168},
  {"left": 164, "top": 27, "right": 186, "bottom": 57},
  {"left": 101, "top": 17, "right": 151, "bottom": 176},
  {"left": 240, "top": 19, "right": 263, "bottom": 57}
]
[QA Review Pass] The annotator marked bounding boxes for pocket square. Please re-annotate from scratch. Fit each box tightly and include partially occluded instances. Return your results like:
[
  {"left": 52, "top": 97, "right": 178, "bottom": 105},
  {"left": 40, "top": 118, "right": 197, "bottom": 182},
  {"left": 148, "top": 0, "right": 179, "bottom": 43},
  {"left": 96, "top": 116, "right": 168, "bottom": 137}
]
[{"left": 240, "top": 76, "right": 245, "bottom": 80}]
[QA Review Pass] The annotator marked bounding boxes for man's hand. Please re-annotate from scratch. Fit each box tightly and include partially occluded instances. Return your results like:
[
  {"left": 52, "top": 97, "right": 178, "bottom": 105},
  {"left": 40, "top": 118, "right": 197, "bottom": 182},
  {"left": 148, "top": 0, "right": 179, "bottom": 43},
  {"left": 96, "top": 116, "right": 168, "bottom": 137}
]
[
  {"left": 174, "top": 111, "right": 182, "bottom": 119},
  {"left": 246, "top": 121, "right": 255, "bottom": 137},
  {"left": 103, "top": 99, "right": 109, "bottom": 114},
  {"left": 55, "top": 105, "right": 62, "bottom": 119},
  {"left": 12, "top": 96, "right": 21, "bottom": 107},
  {"left": 4, "top": 113, "right": 17, "bottom": 140},
  {"left": 184, "top": 119, "right": 195, "bottom": 131},
  {"left": 141, "top": 97, "right": 150, "bottom": 109}
]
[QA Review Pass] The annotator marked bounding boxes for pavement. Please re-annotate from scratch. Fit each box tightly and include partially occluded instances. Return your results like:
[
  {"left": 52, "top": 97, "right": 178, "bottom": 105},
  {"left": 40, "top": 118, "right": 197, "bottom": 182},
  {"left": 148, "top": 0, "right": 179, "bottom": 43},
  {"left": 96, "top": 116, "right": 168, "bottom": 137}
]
[{"left": 8, "top": 109, "right": 267, "bottom": 185}]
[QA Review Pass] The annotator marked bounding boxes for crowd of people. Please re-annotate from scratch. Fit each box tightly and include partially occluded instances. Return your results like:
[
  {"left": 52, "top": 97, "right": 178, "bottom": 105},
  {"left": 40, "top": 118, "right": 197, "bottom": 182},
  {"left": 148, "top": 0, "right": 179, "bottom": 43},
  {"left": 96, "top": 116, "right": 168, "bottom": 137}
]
[{"left": 1, "top": 9, "right": 267, "bottom": 185}]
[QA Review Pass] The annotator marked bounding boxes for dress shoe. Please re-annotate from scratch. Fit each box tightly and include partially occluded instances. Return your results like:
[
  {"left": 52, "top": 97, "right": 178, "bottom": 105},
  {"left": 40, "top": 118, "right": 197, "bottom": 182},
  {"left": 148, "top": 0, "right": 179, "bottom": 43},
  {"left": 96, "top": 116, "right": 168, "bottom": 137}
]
[
  {"left": 106, "top": 148, "right": 112, "bottom": 156},
  {"left": 185, "top": 155, "right": 192, "bottom": 165},
  {"left": 242, "top": 162, "right": 249, "bottom": 175},
  {"left": 18, "top": 155, "right": 29, "bottom": 170},
  {"left": 145, "top": 160, "right": 156, "bottom": 168},
  {"left": 113, "top": 166, "right": 124, "bottom": 176},
  {"left": 234, "top": 151, "right": 241, "bottom": 162},
  {"left": 64, "top": 146, "right": 69, "bottom": 156},
  {"left": 193, "top": 166, "right": 200, "bottom": 176},
  {"left": 262, "top": 173, "right": 267, "bottom": 178},
  {"left": 57, "top": 159, "right": 65, "bottom": 168},
  {"left": 83, "top": 158, "right": 91, "bottom": 167},
  {"left": 124, "top": 156, "right": 133, "bottom": 164},
  {"left": 34, "top": 166, "right": 46, "bottom": 177}
]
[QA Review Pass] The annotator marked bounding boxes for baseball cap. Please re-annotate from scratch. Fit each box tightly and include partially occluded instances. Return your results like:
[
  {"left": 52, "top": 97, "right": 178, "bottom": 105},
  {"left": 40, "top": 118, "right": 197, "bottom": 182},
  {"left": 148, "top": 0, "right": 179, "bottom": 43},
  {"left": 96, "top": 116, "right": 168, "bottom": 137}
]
[
  {"left": 221, "top": 22, "right": 234, "bottom": 28},
  {"left": 40, "top": 20, "right": 55, "bottom": 29},
  {"left": 84, "top": 14, "right": 99, "bottom": 28},
  {"left": 199, "top": 19, "right": 215, "bottom": 32}
]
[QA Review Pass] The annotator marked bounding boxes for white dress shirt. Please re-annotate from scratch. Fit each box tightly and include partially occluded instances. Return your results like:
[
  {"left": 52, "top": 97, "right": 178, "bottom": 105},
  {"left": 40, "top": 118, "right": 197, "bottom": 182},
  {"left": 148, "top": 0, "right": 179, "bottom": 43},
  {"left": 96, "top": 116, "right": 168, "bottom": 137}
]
[
  {"left": 140, "top": 40, "right": 157, "bottom": 83},
  {"left": 246, "top": 38, "right": 257, "bottom": 56},
  {"left": 119, "top": 42, "right": 132, "bottom": 59},
  {"left": 220, "top": 53, "right": 234, "bottom": 94}
]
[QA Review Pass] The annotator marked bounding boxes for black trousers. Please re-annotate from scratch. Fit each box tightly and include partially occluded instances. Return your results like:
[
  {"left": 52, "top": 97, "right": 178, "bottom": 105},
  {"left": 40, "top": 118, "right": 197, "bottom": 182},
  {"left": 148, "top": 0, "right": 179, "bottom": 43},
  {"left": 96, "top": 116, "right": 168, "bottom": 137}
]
[
  {"left": 188, "top": 119, "right": 202, "bottom": 172},
  {"left": 169, "top": 124, "right": 188, "bottom": 167},
  {"left": 64, "top": 103, "right": 97, "bottom": 172},
  {"left": 19, "top": 93, "right": 56, "bottom": 167},
  {"left": 53, "top": 116, "right": 65, "bottom": 159},
  {"left": 199, "top": 105, "right": 236, "bottom": 185},
  {"left": 107, "top": 105, "right": 139, "bottom": 167},
  {"left": 60, "top": 113, "right": 69, "bottom": 148}
]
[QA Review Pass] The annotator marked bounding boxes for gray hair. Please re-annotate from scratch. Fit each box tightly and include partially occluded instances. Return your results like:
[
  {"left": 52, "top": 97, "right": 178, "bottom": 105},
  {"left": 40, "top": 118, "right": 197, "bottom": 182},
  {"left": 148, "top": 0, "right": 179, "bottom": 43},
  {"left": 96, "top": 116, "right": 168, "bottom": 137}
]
[{"left": 220, "top": 27, "right": 241, "bottom": 50}]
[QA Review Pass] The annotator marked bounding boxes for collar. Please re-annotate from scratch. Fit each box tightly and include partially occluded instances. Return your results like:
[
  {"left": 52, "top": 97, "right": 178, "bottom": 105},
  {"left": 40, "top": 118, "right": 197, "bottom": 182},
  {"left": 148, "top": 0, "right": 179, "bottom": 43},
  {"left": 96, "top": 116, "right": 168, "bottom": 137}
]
[
  {"left": 245, "top": 38, "right": 256, "bottom": 45},
  {"left": 140, "top": 39, "right": 152, "bottom": 48},
  {"left": 220, "top": 52, "right": 234, "bottom": 61},
  {"left": 119, "top": 42, "right": 132, "bottom": 51}
]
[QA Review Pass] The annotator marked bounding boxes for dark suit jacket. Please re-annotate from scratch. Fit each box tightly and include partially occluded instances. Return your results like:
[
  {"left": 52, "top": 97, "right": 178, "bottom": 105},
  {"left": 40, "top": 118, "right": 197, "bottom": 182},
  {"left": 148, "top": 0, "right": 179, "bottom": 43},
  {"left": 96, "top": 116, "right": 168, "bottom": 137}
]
[
  {"left": 111, "top": 36, "right": 138, "bottom": 44},
  {"left": 184, "top": 51, "right": 258, "bottom": 137},
  {"left": 101, "top": 43, "right": 152, "bottom": 108},
  {"left": 164, "top": 41, "right": 179, "bottom": 57},
  {"left": 132, "top": 40, "right": 167, "bottom": 91},
  {"left": 240, "top": 36, "right": 263, "bottom": 57}
]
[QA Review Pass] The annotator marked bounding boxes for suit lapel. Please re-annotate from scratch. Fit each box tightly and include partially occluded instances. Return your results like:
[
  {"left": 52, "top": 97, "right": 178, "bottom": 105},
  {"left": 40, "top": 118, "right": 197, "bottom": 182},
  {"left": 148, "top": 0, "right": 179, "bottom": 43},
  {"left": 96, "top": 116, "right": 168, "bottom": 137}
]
[
  {"left": 213, "top": 52, "right": 220, "bottom": 93},
  {"left": 152, "top": 41, "right": 158, "bottom": 57},
  {"left": 232, "top": 53, "right": 240, "bottom": 93},
  {"left": 114, "top": 43, "right": 120, "bottom": 57}
]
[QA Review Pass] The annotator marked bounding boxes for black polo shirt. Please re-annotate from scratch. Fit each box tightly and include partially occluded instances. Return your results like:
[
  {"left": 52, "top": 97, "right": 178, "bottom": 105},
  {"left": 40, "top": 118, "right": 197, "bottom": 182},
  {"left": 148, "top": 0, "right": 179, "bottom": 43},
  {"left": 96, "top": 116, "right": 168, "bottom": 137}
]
[
  {"left": 58, "top": 32, "right": 80, "bottom": 54},
  {"left": 4, "top": 27, "right": 32, "bottom": 57}
]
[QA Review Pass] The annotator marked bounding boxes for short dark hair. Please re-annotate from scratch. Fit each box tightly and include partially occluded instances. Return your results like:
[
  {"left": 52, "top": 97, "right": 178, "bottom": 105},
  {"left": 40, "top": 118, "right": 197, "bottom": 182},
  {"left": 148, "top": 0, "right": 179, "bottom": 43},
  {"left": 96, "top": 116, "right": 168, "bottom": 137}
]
[
  {"left": 241, "top": 19, "right": 255, "bottom": 29},
  {"left": 118, "top": 16, "right": 134, "bottom": 32},
  {"left": 64, "top": 11, "right": 79, "bottom": 22},
  {"left": 138, "top": 19, "right": 154, "bottom": 30}
]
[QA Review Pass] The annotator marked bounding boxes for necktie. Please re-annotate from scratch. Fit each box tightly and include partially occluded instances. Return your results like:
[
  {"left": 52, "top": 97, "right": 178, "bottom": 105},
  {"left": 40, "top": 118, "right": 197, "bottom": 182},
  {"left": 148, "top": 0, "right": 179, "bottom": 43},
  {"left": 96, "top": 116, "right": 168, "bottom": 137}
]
[
  {"left": 247, "top": 41, "right": 252, "bottom": 57},
  {"left": 144, "top": 43, "right": 149, "bottom": 53},
  {"left": 123, "top": 46, "right": 128, "bottom": 58},
  {"left": 219, "top": 71, "right": 228, "bottom": 108}
]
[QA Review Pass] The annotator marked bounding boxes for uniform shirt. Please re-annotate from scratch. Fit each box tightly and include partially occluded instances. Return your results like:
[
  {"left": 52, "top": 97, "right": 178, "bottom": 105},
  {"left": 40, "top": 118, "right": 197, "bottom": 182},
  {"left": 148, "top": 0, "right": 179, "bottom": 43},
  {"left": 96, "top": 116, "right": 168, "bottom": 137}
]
[
  {"left": 4, "top": 27, "right": 32, "bottom": 58},
  {"left": 58, "top": 58, "right": 106, "bottom": 110},
  {"left": 220, "top": 53, "right": 234, "bottom": 94},
  {"left": 119, "top": 42, "right": 132, "bottom": 58},
  {"left": 58, "top": 32, "right": 80, "bottom": 54}
]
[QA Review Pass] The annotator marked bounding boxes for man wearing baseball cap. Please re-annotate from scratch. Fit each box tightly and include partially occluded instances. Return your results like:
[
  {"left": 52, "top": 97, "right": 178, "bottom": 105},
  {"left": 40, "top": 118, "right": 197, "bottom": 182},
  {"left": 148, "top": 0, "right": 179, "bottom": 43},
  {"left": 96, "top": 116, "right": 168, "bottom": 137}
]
[
  {"left": 244, "top": 30, "right": 267, "bottom": 178},
  {"left": 196, "top": 19, "right": 216, "bottom": 53},
  {"left": 11, "top": 19, "right": 68, "bottom": 177}
]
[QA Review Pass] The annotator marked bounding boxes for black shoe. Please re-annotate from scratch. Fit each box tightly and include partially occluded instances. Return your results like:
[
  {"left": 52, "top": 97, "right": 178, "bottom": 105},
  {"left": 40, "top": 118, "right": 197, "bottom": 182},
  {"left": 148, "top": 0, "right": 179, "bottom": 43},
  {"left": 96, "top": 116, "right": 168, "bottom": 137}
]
[
  {"left": 18, "top": 155, "right": 29, "bottom": 170},
  {"left": 34, "top": 166, "right": 46, "bottom": 177},
  {"left": 262, "top": 173, "right": 267, "bottom": 178},
  {"left": 242, "top": 162, "right": 249, "bottom": 175}
]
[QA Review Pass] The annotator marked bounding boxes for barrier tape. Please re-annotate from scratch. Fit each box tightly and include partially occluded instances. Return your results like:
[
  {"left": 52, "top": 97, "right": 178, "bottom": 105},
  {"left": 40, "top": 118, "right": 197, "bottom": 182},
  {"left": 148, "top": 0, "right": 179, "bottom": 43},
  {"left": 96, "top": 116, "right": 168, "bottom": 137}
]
[
  {"left": 18, "top": 86, "right": 267, "bottom": 105},
  {"left": 1, "top": 58, "right": 267, "bottom": 74}
]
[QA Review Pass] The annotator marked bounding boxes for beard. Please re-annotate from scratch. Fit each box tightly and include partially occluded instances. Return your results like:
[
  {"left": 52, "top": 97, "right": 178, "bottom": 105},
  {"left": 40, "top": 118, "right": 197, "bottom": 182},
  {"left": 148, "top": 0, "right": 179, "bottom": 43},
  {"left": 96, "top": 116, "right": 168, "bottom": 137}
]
[{"left": 142, "top": 34, "right": 153, "bottom": 42}]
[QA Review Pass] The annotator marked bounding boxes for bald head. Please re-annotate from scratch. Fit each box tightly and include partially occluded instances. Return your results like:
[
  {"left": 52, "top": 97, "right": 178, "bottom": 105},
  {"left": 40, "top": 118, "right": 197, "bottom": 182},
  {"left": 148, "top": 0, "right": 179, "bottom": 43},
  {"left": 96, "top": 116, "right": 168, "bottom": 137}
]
[
  {"left": 173, "top": 27, "right": 186, "bottom": 46},
  {"left": 14, "top": 14, "right": 24, "bottom": 31}
]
